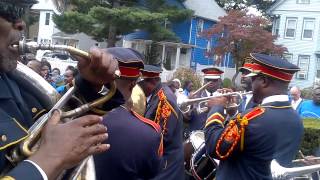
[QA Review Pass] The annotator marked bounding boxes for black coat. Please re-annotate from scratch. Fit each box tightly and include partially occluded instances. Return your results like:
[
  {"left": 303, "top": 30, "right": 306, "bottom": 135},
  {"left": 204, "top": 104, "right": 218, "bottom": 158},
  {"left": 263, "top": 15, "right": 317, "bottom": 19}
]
[
  {"left": 94, "top": 107, "right": 162, "bottom": 179},
  {"left": 145, "top": 84, "right": 185, "bottom": 180},
  {"left": 205, "top": 100, "right": 303, "bottom": 180}
]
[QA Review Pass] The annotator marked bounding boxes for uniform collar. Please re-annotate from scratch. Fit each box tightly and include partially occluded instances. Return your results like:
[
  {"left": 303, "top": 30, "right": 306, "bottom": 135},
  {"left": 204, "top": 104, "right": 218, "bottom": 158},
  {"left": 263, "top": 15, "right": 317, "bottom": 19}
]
[
  {"left": 0, "top": 73, "right": 14, "bottom": 99},
  {"left": 261, "top": 95, "right": 289, "bottom": 105}
]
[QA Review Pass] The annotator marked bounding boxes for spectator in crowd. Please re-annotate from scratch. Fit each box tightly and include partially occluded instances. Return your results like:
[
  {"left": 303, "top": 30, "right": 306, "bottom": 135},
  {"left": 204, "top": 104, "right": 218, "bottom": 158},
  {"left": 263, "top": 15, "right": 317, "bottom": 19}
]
[
  {"left": 172, "top": 78, "right": 182, "bottom": 97},
  {"left": 290, "top": 86, "right": 303, "bottom": 110},
  {"left": 167, "top": 80, "right": 178, "bottom": 95},
  {"left": 183, "top": 80, "right": 193, "bottom": 97},
  {"left": 52, "top": 68, "right": 60, "bottom": 76},
  {"left": 66, "top": 65, "right": 76, "bottom": 71},
  {"left": 51, "top": 68, "right": 64, "bottom": 87},
  {"left": 297, "top": 86, "right": 320, "bottom": 118},
  {"left": 40, "top": 59, "right": 51, "bottom": 80},
  {"left": 27, "top": 60, "right": 42, "bottom": 75},
  {"left": 56, "top": 66, "right": 78, "bottom": 94}
]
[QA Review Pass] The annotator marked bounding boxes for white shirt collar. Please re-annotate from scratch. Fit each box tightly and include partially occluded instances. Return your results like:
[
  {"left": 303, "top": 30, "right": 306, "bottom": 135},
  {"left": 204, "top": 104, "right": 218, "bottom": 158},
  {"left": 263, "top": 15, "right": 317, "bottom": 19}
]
[
  {"left": 291, "top": 98, "right": 302, "bottom": 110},
  {"left": 261, "top": 95, "right": 289, "bottom": 105}
]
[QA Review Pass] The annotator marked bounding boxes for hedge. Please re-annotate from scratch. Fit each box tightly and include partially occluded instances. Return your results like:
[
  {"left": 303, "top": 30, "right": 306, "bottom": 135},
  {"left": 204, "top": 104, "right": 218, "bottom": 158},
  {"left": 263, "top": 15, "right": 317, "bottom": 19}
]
[{"left": 300, "top": 118, "right": 320, "bottom": 156}]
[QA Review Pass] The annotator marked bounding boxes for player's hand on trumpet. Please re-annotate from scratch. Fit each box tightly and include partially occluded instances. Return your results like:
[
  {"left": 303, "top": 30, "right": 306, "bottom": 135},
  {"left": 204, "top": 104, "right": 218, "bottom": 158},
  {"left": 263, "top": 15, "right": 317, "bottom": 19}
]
[
  {"left": 73, "top": 47, "right": 119, "bottom": 90},
  {"left": 207, "top": 88, "right": 233, "bottom": 108},
  {"left": 29, "top": 110, "right": 110, "bottom": 180}
]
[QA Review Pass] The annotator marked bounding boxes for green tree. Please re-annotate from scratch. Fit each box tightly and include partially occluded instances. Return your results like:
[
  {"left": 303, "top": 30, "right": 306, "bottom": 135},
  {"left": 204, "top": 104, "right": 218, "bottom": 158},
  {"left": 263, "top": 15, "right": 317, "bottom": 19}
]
[
  {"left": 23, "top": 9, "right": 39, "bottom": 39},
  {"left": 215, "top": 0, "right": 275, "bottom": 14},
  {"left": 53, "top": 0, "right": 193, "bottom": 47},
  {"left": 173, "top": 67, "right": 202, "bottom": 90},
  {"left": 202, "top": 10, "right": 287, "bottom": 86}
]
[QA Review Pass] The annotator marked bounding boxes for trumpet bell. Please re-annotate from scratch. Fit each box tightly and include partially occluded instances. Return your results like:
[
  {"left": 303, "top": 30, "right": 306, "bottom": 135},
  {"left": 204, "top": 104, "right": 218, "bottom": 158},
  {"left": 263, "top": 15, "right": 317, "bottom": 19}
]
[{"left": 131, "top": 84, "right": 146, "bottom": 116}]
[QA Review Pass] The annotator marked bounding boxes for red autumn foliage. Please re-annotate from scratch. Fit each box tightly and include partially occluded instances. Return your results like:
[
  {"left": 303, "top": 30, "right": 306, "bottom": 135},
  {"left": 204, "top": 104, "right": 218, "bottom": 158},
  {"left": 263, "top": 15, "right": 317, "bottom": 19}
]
[{"left": 202, "top": 10, "right": 287, "bottom": 77}]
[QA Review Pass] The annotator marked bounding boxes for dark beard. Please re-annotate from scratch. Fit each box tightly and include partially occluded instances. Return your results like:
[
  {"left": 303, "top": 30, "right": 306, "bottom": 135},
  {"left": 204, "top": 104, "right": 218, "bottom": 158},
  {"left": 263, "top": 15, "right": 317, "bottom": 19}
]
[{"left": 0, "top": 53, "right": 18, "bottom": 73}]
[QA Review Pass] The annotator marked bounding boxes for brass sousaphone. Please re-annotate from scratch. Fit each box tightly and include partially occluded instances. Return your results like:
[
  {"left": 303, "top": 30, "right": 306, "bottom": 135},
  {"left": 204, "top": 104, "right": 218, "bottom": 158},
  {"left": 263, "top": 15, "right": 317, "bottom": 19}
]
[{"left": 6, "top": 0, "right": 119, "bottom": 179}]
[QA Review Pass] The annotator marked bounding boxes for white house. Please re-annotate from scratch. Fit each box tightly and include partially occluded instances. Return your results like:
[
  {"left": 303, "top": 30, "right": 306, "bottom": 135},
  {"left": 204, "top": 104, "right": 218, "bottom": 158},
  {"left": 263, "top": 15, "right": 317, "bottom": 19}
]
[
  {"left": 31, "top": 0, "right": 107, "bottom": 59},
  {"left": 267, "top": 0, "right": 320, "bottom": 88}
]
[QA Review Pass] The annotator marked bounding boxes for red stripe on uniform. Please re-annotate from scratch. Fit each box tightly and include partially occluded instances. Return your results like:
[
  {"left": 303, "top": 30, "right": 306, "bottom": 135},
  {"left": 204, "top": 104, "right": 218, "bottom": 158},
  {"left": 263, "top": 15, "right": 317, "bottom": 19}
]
[
  {"left": 131, "top": 110, "right": 161, "bottom": 133},
  {"left": 141, "top": 71, "right": 160, "bottom": 78},
  {"left": 119, "top": 66, "right": 140, "bottom": 77},
  {"left": 251, "top": 63, "right": 293, "bottom": 81}
]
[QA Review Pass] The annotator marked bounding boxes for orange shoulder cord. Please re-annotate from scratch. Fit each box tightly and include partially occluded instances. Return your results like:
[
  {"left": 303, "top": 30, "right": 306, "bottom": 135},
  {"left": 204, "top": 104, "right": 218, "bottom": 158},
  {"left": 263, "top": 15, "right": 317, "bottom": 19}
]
[
  {"left": 215, "top": 107, "right": 265, "bottom": 159},
  {"left": 154, "top": 89, "right": 177, "bottom": 135}
]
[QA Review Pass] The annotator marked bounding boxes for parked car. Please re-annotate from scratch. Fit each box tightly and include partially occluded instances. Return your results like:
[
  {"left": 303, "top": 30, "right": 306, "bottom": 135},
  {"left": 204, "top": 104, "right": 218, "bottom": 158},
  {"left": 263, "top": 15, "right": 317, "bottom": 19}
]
[{"left": 40, "top": 51, "right": 77, "bottom": 74}]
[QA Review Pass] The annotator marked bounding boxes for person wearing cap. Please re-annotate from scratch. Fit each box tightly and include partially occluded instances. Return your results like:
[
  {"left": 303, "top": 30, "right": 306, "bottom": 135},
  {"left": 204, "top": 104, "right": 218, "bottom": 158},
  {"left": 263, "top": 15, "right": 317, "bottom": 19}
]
[
  {"left": 238, "top": 58, "right": 256, "bottom": 112},
  {"left": 138, "top": 65, "right": 184, "bottom": 180},
  {"left": 185, "top": 67, "right": 224, "bottom": 133},
  {"left": 94, "top": 48, "right": 163, "bottom": 179},
  {"left": 200, "top": 67, "right": 224, "bottom": 97},
  {"left": 204, "top": 53, "right": 303, "bottom": 179},
  {"left": 0, "top": 1, "right": 123, "bottom": 179}
]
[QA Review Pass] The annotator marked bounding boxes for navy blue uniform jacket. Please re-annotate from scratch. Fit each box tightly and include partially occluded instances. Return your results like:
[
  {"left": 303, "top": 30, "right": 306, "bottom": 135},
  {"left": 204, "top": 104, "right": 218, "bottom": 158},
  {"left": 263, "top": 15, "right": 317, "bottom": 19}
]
[
  {"left": 145, "top": 85, "right": 184, "bottom": 180},
  {"left": 205, "top": 100, "right": 303, "bottom": 180},
  {"left": 94, "top": 107, "right": 162, "bottom": 180},
  {"left": 0, "top": 73, "right": 123, "bottom": 179}
]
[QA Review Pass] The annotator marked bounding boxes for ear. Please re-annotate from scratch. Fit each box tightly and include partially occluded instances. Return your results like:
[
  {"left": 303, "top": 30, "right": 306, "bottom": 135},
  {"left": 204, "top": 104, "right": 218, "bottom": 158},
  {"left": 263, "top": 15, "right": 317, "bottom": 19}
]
[
  {"left": 260, "top": 76, "right": 270, "bottom": 88},
  {"left": 128, "top": 80, "right": 137, "bottom": 90}
]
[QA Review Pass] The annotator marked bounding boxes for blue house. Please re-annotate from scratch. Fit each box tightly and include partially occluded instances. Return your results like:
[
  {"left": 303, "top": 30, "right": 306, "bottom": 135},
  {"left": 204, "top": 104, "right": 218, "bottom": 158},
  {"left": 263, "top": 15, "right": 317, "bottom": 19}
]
[{"left": 123, "top": 0, "right": 228, "bottom": 80}]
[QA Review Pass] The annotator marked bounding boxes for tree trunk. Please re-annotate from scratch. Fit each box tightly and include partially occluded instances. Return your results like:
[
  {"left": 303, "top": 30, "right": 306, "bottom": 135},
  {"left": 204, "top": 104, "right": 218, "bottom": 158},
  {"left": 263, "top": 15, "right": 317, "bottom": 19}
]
[
  {"left": 107, "top": 0, "right": 120, "bottom": 47},
  {"left": 107, "top": 25, "right": 117, "bottom": 47}
]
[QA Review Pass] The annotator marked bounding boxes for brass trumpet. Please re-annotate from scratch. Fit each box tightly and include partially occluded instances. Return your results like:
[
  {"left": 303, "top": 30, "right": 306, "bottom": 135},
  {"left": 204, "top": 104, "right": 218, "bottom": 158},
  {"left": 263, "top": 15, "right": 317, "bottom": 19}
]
[
  {"left": 179, "top": 91, "right": 252, "bottom": 114},
  {"left": 189, "top": 82, "right": 211, "bottom": 98},
  {"left": 7, "top": 39, "right": 118, "bottom": 179}
]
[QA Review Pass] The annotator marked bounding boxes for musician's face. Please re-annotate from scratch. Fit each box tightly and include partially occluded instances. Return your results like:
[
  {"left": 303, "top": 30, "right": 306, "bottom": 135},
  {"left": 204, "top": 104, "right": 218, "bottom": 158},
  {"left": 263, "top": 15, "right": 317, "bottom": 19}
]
[
  {"left": 0, "top": 16, "right": 24, "bottom": 72},
  {"left": 251, "top": 75, "right": 264, "bottom": 104},
  {"left": 205, "top": 78, "right": 220, "bottom": 92},
  {"left": 240, "top": 75, "right": 252, "bottom": 91}
]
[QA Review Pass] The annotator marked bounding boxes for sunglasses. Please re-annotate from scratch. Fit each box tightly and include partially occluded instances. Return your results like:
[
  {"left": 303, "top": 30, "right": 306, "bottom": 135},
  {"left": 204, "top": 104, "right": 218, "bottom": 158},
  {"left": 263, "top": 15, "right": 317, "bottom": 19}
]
[{"left": 0, "top": 2, "right": 27, "bottom": 23}]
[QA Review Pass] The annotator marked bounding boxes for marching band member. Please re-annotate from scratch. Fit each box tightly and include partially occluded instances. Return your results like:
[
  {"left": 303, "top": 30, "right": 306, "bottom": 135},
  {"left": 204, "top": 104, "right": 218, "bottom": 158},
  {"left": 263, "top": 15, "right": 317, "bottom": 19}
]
[
  {"left": 138, "top": 65, "right": 184, "bottom": 180},
  {"left": 94, "top": 48, "right": 163, "bottom": 179},
  {"left": 204, "top": 53, "right": 303, "bottom": 179},
  {"left": 0, "top": 0, "right": 118, "bottom": 179},
  {"left": 238, "top": 59, "right": 256, "bottom": 112},
  {"left": 187, "top": 67, "right": 224, "bottom": 132}
]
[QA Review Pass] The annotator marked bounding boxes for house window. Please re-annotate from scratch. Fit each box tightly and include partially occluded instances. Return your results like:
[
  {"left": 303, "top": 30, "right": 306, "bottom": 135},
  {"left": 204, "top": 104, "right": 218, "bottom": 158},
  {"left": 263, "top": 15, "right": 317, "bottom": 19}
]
[
  {"left": 317, "top": 57, "right": 320, "bottom": 78},
  {"left": 272, "top": 17, "right": 280, "bottom": 37},
  {"left": 302, "top": 18, "right": 315, "bottom": 40},
  {"left": 297, "top": 55, "right": 310, "bottom": 80},
  {"left": 283, "top": 53, "right": 293, "bottom": 63},
  {"left": 206, "top": 40, "right": 211, "bottom": 53},
  {"left": 45, "top": 13, "right": 50, "bottom": 25},
  {"left": 197, "top": 19, "right": 204, "bottom": 35},
  {"left": 284, "top": 18, "right": 297, "bottom": 38},
  {"left": 297, "top": 0, "right": 310, "bottom": 4}
]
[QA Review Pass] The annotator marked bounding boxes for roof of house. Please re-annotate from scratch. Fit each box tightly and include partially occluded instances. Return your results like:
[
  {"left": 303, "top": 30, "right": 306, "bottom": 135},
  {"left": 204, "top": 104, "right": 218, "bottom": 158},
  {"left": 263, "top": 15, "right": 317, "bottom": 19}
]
[
  {"left": 183, "top": 0, "right": 226, "bottom": 21},
  {"left": 31, "top": 0, "right": 55, "bottom": 11}
]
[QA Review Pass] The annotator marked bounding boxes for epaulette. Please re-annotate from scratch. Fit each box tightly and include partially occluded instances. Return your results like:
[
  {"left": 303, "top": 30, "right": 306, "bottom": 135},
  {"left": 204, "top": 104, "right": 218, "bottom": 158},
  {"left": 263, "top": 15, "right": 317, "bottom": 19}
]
[
  {"left": 157, "top": 89, "right": 178, "bottom": 118},
  {"left": 215, "top": 107, "right": 265, "bottom": 159},
  {"left": 131, "top": 110, "right": 163, "bottom": 157},
  {"left": 155, "top": 89, "right": 178, "bottom": 135}
]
